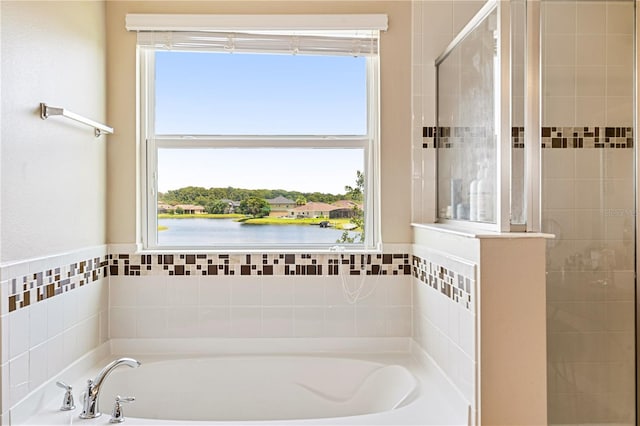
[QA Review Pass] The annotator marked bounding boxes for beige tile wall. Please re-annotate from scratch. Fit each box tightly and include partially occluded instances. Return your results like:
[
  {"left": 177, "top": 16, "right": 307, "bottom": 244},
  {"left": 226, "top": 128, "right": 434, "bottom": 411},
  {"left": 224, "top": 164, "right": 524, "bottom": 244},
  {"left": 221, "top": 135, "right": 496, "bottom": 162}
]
[{"left": 542, "top": 1, "right": 635, "bottom": 424}]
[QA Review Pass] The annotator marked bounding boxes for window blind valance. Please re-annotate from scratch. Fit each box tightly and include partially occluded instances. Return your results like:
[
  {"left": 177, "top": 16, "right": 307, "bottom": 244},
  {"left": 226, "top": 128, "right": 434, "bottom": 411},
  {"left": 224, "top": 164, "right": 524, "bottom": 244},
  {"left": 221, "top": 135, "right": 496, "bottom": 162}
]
[
  {"left": 126, "top": 14, "right": 386, "bottom": 57},
  {"left": 136, "top": 31, "right": 378, "bottom": 56}
]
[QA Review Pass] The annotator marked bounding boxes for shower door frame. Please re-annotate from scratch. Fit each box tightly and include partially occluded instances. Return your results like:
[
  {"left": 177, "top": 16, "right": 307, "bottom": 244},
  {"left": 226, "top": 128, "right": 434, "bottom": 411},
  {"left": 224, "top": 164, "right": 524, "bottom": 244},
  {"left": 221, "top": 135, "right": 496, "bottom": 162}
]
[
  {"left": 434, "top": 0, "right": 542, "bottom": 233},
  {"left": 434, "top": 0, "right": 513, "bottom": 232},
  {"left": 633, "top": 0, "right": 640, "bottom": 419}
]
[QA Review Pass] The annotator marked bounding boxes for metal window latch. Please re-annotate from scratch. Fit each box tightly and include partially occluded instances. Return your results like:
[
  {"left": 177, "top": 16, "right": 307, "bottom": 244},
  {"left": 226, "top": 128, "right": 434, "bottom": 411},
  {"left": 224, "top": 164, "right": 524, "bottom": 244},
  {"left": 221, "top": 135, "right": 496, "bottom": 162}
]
[
  {"left": 110, "top": 395, "right": 135, "bottom": 423},
  {"left": 55, "top": 381, "right": 75, "bottom": 411}
]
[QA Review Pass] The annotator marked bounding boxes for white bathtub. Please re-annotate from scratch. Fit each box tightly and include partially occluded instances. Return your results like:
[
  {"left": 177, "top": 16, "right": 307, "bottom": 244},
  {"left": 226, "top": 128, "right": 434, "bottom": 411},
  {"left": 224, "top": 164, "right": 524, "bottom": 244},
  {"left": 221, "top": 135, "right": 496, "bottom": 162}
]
[
  {"left": 19, "top": 340, "right": 469, "bottom": 425},
  {"left": 99, "top": 356, "right": 418, "bottom": 422}
]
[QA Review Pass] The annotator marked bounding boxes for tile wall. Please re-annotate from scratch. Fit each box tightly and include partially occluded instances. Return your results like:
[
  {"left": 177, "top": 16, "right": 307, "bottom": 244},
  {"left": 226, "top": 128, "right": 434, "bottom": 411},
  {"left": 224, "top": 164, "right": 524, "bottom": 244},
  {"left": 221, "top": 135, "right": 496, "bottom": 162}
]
[
  {"left": 0, "top": 246, "right": 109, "bottom": 418},
  {"left": 541, "top": 2, "right": 636, "bottom": 424},
  {"left": 108, "top": 250, "right": 412, "bottom": 339},
  {"left": 410, "top": 1, "right": 482, "bottom": 419},
  {"left": 412, "top": 246, "right": 476, "bottom": 411},
  {"left": 0, "top": 246, "right": 413, "bottom": 421},
  {"left": 412, "top": 1, "right": 636, "bottom": 424},
  {"left": 411, "top": 0, "right": 484, "bottom": 224}
]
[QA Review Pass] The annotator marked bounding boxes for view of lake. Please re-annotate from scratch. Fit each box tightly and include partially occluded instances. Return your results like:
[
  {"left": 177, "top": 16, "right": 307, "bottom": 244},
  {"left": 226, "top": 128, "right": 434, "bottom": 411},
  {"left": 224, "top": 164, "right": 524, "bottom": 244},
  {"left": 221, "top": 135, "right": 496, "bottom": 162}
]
[{"left": 158, "top": 218, "right": 357, "bottom": 245}]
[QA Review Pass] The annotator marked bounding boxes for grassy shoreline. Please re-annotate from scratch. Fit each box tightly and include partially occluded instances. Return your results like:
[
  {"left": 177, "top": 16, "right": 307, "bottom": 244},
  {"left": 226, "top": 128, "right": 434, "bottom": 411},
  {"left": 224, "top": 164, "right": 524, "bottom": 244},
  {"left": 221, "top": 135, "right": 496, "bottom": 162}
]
[
  {"left": 158, "top": 213, "right": 244, "bottom": 219},
  {"left": 158, "top": 214, "right": 361, "bottom": 231}
]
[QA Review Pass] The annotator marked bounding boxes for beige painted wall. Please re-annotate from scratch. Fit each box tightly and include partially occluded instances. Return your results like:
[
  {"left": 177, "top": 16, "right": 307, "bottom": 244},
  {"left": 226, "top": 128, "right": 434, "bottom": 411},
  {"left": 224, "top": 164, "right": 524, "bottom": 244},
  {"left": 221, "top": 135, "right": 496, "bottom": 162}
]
[
  {"left": 1, "top": 1, "right": 107, "bottom": 263},
  {"left": 105, "top": 0, "right": 412, "bottom": 246}
]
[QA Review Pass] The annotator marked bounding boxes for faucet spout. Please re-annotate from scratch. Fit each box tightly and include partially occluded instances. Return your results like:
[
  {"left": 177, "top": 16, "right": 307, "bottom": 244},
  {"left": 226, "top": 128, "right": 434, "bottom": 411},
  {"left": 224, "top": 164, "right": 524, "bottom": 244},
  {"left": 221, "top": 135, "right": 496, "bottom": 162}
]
[{"left": 80, "top": 357, "right": 141, "bottom": 419}]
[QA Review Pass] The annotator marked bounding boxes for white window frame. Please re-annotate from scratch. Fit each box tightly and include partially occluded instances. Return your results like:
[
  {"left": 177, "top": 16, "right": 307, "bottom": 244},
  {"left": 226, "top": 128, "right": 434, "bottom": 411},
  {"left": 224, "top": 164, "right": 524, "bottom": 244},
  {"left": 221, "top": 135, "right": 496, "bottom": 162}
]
[{"left": 134, "top": 15, "right": 383, "bottom": 252}]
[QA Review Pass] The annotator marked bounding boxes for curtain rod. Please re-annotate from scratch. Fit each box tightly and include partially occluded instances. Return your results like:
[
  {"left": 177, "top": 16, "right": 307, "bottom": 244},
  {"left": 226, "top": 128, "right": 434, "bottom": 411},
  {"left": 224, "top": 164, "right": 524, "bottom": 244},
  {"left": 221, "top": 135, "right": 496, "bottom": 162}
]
[{"left": 40, "top": 103, "right": 114, "bottom": 137}]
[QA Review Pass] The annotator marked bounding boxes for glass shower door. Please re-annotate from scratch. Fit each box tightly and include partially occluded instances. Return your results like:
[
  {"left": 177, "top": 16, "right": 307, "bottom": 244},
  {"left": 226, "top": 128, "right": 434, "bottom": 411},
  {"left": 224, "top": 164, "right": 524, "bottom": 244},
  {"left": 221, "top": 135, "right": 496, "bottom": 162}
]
[{"left": 541, "top": 1, "right": 636, "bottom": 423}]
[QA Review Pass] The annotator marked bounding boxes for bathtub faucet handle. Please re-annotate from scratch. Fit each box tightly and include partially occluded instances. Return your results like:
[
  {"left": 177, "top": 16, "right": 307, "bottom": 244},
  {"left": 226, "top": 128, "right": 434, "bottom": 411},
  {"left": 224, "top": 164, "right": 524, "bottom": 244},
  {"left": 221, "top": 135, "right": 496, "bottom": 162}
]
[
  {"left": 55, "top": 381, "right": 75, "bottom": 411},
  {"left": 109, "top": 395, "right": 135, "bottom": 423}
]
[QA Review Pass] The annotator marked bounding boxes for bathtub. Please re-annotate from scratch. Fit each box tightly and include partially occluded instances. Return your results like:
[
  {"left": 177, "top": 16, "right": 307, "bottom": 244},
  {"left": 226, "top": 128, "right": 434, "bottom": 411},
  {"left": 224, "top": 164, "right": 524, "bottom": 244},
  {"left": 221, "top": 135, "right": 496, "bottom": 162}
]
[
  {"left": 99, "top": 356, "right": 418, "bottom": 423},
  {"left": 19, "top": 340, "right": 469, "bottom": 425}
]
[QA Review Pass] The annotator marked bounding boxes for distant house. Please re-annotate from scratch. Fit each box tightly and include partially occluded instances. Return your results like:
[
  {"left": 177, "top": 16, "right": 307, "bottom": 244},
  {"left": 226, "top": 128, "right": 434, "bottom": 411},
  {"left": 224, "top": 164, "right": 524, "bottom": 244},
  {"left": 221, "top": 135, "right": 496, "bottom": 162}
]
[
  {"left": 330, "top": 200, "right": 363, "bottom": 218},
  {"left": 288, "top": 202, "right": 339, "bottom": 218},
  {"left": 160, "top": 204, "right": 205, "bottom": 214},
  {"left": 332, "top": 200, "right": 361, "bottom": 209},
  {"left": 219, "top": 199, "right": 240, "bottom": 214},
  {"left": 267, "top": 196, "right": 296, "bottom": 217},
  {"left": 177, "top": 204, "right": 205, "bottom": 214}
]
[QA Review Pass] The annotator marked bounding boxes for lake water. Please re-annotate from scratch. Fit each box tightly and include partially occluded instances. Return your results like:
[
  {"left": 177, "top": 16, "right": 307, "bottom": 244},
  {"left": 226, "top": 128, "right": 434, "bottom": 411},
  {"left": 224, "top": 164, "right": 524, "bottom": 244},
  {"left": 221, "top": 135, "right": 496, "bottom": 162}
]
[{"left": 158, "top": 218, "right": 355, "bottom": 245}]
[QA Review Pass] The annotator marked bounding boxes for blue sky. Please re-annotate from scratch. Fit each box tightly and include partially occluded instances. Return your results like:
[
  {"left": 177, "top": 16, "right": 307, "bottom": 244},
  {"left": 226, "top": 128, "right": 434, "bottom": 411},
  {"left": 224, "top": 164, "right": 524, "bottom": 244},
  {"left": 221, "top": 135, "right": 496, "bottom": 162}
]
[{"left": 155, "top": 51, "right": 366, "bottom": 194}]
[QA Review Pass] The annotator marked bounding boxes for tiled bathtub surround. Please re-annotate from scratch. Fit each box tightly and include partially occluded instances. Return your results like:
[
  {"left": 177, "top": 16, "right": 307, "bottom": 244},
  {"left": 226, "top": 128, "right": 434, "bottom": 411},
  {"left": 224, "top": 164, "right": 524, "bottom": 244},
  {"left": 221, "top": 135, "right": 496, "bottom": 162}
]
[
  {"left": 4, "top": 252, "right": 411, "bottom": 314},
  {"left": 108, "top": 251, "right": 412, "bottom": 340},
  {"left": 6, "top": 256, "right": 108, "bottom": 313},
  {"left": 412, "top": 255, "right": 473, "bottom": 311},
  {"left": 0, "top": 246, "right": 110, "bottom": 414},
  {"left": 411, "top": 247, "right": 477, "bottom": 415},
  {"left": 422, "top": 126, "right": 634, "bottom": 149},
  {"left": 108, "top": 252, "right": 412, "bottom": 277}
]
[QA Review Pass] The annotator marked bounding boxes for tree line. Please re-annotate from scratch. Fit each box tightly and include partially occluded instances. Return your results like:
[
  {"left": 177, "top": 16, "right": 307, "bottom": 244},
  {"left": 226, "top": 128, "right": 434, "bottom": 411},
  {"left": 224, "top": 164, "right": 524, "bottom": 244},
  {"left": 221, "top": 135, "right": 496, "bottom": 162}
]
[{"left": 159, "top": 186, "right": 359, "bottom": 211}]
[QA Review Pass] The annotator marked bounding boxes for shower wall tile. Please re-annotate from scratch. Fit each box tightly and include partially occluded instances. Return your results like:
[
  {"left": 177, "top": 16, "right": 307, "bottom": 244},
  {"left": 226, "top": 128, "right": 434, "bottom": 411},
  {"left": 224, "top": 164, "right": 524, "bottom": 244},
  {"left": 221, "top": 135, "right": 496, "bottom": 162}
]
[
  {"left": 606, "top": 96, "right": 633, "bottom": 124},
  {"left": 544, "top": 1, "right": 576, "bottom": 34},
  {"left": 543, "top": 179, "right": 575, "bottom": 209},
  {"left": 576, "top": 67, "right": 606, "bottom": 97},
  {"left": 411, "top": 0, "right": 483, "bottom": 223},
  {"left": 546, "top": 98, "right": 577, "bottom": 125},
  {"left": 606, "top": 301, "right": 635, "bottom": 332},
  {"left": 606, "top": 66, "right": 633, "bottom": 96},
  {"left": 452, "top": 1, "right": 484, "bottom": 35},
  {"left": 608, "top": 37, "right": 634, "bottom": 72},
  {"left": 542, "top": 149, "right": 575, "bottom": 178},
  {"left": 577, "top": 2, "right": 605, "bottom": 34},
  {"left": 423, "top": 1, "right": 453, "bottom": 36},
  {"left": 546, "top": 34, "right": 577, "bottom": 67},
  {"left": 577, "top": 34, "right": 605, "bottom": 65},
  {"left": 544, "top": 66, "right": 576, "bottom": 97},
  {"left": 574, "top": 150, "right": 602, "bottom": 178},
  {"left": 544, "top": 132, "right": 635, "bottom": 425}
]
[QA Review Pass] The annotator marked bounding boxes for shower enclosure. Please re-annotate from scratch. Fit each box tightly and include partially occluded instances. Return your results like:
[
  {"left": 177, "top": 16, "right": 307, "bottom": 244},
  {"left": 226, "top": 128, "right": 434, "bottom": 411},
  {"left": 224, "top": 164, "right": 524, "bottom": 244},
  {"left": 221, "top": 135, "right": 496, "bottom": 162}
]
[
  {"left": 434, "top": 0, "right": 636, "bottom": 423},
  {"left": 541, "top": 1, "right": 636, "bottom": 423}
]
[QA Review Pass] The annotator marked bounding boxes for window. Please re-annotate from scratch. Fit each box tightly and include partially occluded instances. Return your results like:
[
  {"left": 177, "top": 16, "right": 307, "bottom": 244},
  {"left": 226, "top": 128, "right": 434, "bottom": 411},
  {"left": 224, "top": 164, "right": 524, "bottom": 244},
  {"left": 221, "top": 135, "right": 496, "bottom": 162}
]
[{"left": 130, "top": 14, "right": 385, "bottom": 250}]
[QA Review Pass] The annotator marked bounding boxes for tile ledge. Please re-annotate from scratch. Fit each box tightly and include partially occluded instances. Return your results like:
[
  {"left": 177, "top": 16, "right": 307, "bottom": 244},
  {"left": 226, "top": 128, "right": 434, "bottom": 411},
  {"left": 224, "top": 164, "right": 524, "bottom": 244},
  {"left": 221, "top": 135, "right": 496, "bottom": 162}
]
[{"left": 411, "top": 223, "right": 554, "bottom": 240}]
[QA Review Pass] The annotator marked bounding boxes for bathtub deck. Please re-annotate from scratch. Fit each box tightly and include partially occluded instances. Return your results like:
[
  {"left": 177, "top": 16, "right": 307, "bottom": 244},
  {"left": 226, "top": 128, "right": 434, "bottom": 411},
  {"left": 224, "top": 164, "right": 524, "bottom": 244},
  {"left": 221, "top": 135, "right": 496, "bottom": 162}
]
[{"left": 17, "top": 339, "right": 469, "bottom": 425}]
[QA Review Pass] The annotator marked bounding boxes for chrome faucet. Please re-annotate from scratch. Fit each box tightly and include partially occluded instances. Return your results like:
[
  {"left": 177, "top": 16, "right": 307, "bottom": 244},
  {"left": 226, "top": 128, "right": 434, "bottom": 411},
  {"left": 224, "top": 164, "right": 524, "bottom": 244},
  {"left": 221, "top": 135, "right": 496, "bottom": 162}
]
[{"left": 80, "top": 357, "right": 141, "bottom": 419}]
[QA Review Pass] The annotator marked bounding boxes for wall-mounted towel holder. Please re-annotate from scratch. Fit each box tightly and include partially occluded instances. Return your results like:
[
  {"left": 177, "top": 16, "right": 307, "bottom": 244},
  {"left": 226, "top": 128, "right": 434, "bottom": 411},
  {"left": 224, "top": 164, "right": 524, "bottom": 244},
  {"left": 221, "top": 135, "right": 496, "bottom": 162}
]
[{"left": 40, "top": 103, "right": 114, "bottom": 137}]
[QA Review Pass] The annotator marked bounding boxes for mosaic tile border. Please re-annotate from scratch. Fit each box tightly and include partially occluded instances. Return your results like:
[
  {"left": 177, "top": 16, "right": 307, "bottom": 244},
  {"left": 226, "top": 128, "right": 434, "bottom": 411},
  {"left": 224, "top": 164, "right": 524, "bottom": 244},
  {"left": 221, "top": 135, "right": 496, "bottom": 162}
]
[
  {"left": 412, "top": 254, "right": 474, "bottom": 311},
  {"left": 5, "top": 252, "right": 411, "bottom": 313},
  {"left": 108, "top": 253, "right": 411, "bottom": 277},
  {"left": 541, "top": 126, "right": 633, "bottom": 149},
  {"left": 7, "top": 256, "right": 109, "bottom": 313},
  {"left": 422, "top": 126, "right": 634, "bottom": 149}
]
